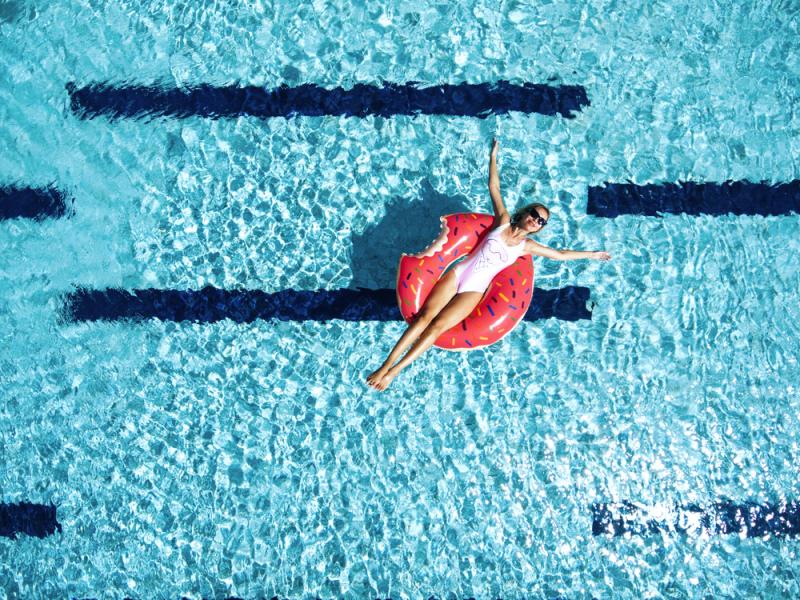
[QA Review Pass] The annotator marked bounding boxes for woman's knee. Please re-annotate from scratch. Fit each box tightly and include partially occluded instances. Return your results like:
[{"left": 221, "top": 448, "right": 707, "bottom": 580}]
[
  {"left": 428, "top": 295, "right": 479, "bottom": 334},
  {"left": 427, "top": 315, "right": 451, "bottom": 335},
  {"left": 414, "top": 306, "right": 435, "bottom": 324}
]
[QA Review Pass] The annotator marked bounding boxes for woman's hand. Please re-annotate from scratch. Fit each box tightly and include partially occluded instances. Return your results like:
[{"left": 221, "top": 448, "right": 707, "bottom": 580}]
[
  {"left": 592, "top": 251, "right": 612, "bottom": 261},
  {"left": 490, "top": 138, "right": 499, "bottom": 157}
]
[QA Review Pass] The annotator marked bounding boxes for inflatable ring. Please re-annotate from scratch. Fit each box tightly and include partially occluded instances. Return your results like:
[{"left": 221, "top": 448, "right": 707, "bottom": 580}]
[{"left": 396, "top": 212, "right": 534, "bottom": 350}]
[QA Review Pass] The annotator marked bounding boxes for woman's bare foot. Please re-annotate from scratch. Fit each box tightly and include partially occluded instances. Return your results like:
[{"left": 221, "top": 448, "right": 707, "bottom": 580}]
[
  {"left": 366, "top": 366, "right": 390, "bottom": 388},
  {"left": 375, "top": 368, "right": 399, "bottom": 391}
]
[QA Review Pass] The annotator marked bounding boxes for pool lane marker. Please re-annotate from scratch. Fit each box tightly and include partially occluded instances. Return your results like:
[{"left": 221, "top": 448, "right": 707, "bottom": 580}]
[
  {"left": 0, "top": 185, "right": 73, "bottom": 221},
  {"left": 587, "top": 180, "right": 800, "bottom": 218},
  {"left": 61, "top": 285, "right": 592, "bottom": 323},
  {"left": 0, "top": 502, "right": 62, "bottom": 539},
  {"left": 66, "top": 80, "right": 590, "bottom": 120},
  {"left": 592, "top": 500, "right": 800, "bottom": 538}
]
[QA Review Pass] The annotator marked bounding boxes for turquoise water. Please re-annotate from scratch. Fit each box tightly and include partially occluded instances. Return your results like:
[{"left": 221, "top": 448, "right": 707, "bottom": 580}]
[{"left": 1, "top": 0, "right": 800, "bottom": 597}]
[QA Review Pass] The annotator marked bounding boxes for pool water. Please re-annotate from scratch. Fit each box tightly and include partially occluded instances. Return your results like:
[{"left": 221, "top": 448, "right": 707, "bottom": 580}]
[{"left": 1, "top": 0, "right": 799, "bottom": 597}]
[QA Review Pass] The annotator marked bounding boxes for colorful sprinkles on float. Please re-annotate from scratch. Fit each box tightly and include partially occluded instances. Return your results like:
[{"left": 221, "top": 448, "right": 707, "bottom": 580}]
[{"left": 396, "top": 213, "right": 534, "bottom": 350}]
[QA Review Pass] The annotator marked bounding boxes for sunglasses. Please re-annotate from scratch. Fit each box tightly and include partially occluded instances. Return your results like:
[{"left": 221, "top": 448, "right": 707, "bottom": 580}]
[{"left": 530, "top": 212, "right": 548, "bottom": 227}]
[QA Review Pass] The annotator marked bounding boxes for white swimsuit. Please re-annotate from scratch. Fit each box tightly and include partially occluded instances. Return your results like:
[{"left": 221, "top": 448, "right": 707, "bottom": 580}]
[{"left": 452, "top": 223, "right": 526, "bottom": 294}]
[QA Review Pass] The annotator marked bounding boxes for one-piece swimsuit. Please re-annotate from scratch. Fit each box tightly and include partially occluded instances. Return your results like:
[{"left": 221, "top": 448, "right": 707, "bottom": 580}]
[{"left": 452, "top": 223, "right": 526, "bottom": 294}]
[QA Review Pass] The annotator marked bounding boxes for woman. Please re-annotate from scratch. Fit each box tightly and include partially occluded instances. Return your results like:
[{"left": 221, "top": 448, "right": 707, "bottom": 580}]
[{"left": 367, "top": 139, "right": 611, "bottom": 391}]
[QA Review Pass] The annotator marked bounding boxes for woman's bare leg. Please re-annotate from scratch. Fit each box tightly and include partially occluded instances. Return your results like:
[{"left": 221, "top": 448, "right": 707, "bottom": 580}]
[
  {"left": 375, "top": 291, "right": 483, "bottom": 391},
  {"left": 366, "top": 270, "right": 459, "bottom": 388}
]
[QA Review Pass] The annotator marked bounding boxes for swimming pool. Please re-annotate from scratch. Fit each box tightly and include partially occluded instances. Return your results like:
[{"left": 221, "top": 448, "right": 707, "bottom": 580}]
[{"left": 1, "top": 0, "right": 799, "bottom": 597}]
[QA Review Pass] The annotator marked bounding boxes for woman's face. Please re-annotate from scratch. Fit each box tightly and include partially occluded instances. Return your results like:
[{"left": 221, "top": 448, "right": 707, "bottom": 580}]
[{"left": 525, "top": 208, "right": 549, "bottom": 232}]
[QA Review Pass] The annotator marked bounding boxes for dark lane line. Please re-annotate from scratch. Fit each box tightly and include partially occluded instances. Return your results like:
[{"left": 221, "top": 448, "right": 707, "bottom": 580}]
[
  {"left": 0, "top": 185, "right": 72, "bottom": 221},
  {"left": 61, "top": 286, "right": 592, "bottom": 323},
  {"left": 592, "top": 500, "right": 800, "bottom": 538},
  {"left": 66, "top": 80, "right": 590, "bottom": 120},
  {"left": 587, "top": 180, "right": 800, "bottom": 217},
  {"left": 0, "top": 502, "right": 61, "bottom": 539}
]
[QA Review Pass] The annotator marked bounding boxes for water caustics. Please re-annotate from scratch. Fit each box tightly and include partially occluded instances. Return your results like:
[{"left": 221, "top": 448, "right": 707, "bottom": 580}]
[{"left": 2, "top": 0, "right": 800, "bottom": 596}]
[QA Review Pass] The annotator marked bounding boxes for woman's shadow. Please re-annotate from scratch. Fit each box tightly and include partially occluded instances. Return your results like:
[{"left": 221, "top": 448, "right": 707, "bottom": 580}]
[{"left": 349, "top": 180, "right": 472, "bottom": 289}]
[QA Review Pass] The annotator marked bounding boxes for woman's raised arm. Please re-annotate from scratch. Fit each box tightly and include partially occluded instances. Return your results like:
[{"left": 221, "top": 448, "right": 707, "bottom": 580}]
[{"left": 488, "top": 139, "right": 510, "bottom": 227}]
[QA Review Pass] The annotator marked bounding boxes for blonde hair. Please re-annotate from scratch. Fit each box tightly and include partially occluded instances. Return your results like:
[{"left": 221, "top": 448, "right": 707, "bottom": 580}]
[{"left": 511, "top": 203, "right": 549, "bottom": 228}]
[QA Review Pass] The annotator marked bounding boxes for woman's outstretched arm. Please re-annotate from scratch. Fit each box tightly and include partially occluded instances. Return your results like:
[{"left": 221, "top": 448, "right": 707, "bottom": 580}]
[
  {"left": 488, "top": 139, "right": 510, "bottom": 227},
  {"left": 525, "top": 239, "right": 611, "bottom": 261}
]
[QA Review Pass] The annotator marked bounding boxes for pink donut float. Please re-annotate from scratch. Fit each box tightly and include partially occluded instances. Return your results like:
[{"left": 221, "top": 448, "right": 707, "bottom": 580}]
[{"left": 396, "top": 212, "right": 534, "bottom": 350}]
